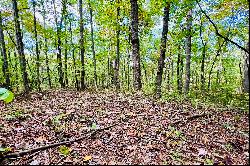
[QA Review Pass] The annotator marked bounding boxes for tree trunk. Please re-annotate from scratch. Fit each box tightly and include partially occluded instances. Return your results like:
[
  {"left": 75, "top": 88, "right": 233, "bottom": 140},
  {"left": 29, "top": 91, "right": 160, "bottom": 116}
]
[
  {"left": 184, "top": 9, "right": 192, "bottom": 94},
  {"left": 0, "top": 11, "right": 10, "bottom": 88},
  {"left": 32, "top": 1, "right": 41, "bottom": 91},
  {"left": 208, "top": 39, "right": 227, "bottom": 90},
  {"left": 199, "top": 18, "right": 206, "bottom": 91},
  {"left": 200, "top": 43, "right": 206, "bottom": 91},
  {"left": 42, "top": 3, "right": 52, "bottom": 89},
  {"left": 89, "top": 3, "right": 97, "bottom": 87},
  {"left": 155, "top": 3, "right": 170, "bottom": 98},
  {"left": 64, "top": 37, "right": 68, "bottom": 87},
  {"left": 79, "top": 0, "right": 85, "bottom": 89},
  {"left": 12, "top": 0, "right": 29, "bottom": 92},
  {"left": 130, "top": 0, "right": 142, "bottom": 91},
  {"left": 53, "top": 0, "right": 65, "bottom": 88},
  {"left": 114, "top": 2, "right": 121, "bottom": 90},
  {"left": 177, "top": 46, "right": 181, "bottom": 93},
  {"left": 242, "top": 42, "right": 249, "bottom": 93},
  {"left": 70, "top": 20, "right": 79, "bottom": 90}
]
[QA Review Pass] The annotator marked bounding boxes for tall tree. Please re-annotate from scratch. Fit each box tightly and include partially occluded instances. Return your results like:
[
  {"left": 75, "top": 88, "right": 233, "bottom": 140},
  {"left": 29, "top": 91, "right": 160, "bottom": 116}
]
[
  {"left": 130, "top": 0, "right": 142, "bottom": 91},
  {"left": 42, "top": 0, "right": 52, "bottom": 88},
  {"left": 0, "top": 11, "right": 10, "bottom": 88},
  {"left": 79, "top": 0, "right": 85, "bottom": 89},
  {"left": 32, "top": 0, "right": 41, "bottom": 91},
  {"left": 155, "top": 2, "right": 170, "bottom": 98},
  {"left": 184, "top": 9, "right": 192, "bottom": 94},
  {"left": 53, "top": 0, "right": 65, "bottom": 88},
  {"left": 199, "top": 17, "right": 206, "bottom": 91},
  {"left": 114, "top": 0, "right": 121, "bottom": 90},
  {"left": 12, "top": 0, "right": 29, "bottom": 92},
  {"left": 89, "top": 3, "right": 97, "bottom": 87}
]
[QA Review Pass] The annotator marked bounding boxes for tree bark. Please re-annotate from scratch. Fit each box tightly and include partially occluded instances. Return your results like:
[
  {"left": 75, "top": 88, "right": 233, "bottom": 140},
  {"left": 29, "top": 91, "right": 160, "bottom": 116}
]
[
  {"left": 184, "top": 9, "right": 192, "bottom": 94},
  {"left": 130, "top": 0, "right": 142, "bottom": 91},
  {"left": 242, "top": 42, "right": 249, "bottom": 92},
  {"left": 114, "top": 2, "right": 121, "bottom": 90},
  {"left": 42, "top": 2, "right": 51, "bottom": 88},
  {"left": 155, "top": 2, "right": 170, "bottom": 96},
  {"left": 155, "top": 3, "right": 170, "bottom": 98},
  {"left": 177, "top": 45, "right": 182, "bottom": 93},
  {"left": 32, "top": 1, "right": 41, "bottom": 91},
  {"left": 12, "top": 0, "right": 29, "bottom": 92},
  {"left": 53, "top": 0, "right": 65, "bottom": 88},
  {"left": 79, "top": 0, "right": 85, "bottom": 89},
  {"left": 69, "top": 20, "right": 79, "bottom": 90},
  {"left": 0, "top": 11, "right": 10, "bottom": 88},
  {"left": 89, "top": 3, "right": 97, "bottom": 87}
]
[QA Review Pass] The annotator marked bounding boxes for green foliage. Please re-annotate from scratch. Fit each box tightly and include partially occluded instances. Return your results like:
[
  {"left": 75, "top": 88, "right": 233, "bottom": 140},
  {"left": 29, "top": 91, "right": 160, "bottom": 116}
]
[
  {"left": 0, "top": 88, "right": 14, "bottom": 103},
  {"left": 58, "top": 145, "right": 72, "bottom": 156}
]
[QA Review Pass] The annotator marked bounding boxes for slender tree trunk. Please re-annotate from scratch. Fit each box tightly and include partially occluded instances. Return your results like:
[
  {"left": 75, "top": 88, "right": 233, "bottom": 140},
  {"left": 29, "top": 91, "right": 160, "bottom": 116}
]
[
  {"left": 184, "top": 9, "right": 192, "bottom": 94},
  {"left": 177, "top": 46, "right": 181, "bottom": 93},
  {"left": 242, "top": 42, "right": 249, "bottom": 93},
  {"left": 53, "top": 0, "right": 65, "bottom": 88},
  {"left": 89, "top": 3, "right": 97, "bottom": 87},
  {"left": 200, "top": 43, "right": 206, "bottom": 91},
  {"left": 42, "top": 3, "right": 52, "bottom": 88},
  {"left": 79, "top": 0, "right": 85, "bottom": 89},
  {"left": 32, "top": 1, "right": 41, "bottom": 91},
  {"left": 199, "top": 17, "right": 206, "bottom": 91},
  {"left": 155, "top": 3, "right": 170, "bottom": 98},
  {"left": 208, "top": 39, "right": 226, "bottom": 90},
  {"left": 64, "top": 37, "right": 68, "bottom": 87},
  {"left": 0, "top": 11, "right": 10, "bottom": 88},
  {"left": 130, "top": 0, "right": 142, "bottom": 91},
  {"left": 69, "top": 21, "right": 79, "bottom": 90},
  {"left": 114, "top": 2, "right": 121, "bottom": 90},
  {"left": 12, "top": 0, "right": 29, "bottom": 92}
]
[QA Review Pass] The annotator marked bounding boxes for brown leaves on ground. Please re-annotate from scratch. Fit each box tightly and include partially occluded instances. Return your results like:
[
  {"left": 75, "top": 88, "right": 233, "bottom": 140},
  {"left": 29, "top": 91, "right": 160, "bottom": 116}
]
[{"left": 0, "top": 89, "right": 249, "bottom": 165}]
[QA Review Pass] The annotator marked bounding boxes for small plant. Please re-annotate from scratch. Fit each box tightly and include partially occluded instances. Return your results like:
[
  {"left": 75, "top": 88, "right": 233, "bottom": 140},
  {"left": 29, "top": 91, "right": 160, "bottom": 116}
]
[
  {"left": 205, "top": 158, "right": 214, "bottom": 165},
  {"left": 58, "top": 145, "right": 72, "bottom": 156},
  {"left": 0, "top": 147, "right": 12, "bottom": 155},
  {"left": 0, "top": 88, "right": 14, "bottom": 103}
]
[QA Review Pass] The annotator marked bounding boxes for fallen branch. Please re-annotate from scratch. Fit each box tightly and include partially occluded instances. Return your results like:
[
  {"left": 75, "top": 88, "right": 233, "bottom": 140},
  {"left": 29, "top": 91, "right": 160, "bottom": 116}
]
[
  {"left": 171, "top": 113, "right": 211, "bottom": 126},
  {"left": 1, "top": 123, "right": 118, "bottom": 159}
]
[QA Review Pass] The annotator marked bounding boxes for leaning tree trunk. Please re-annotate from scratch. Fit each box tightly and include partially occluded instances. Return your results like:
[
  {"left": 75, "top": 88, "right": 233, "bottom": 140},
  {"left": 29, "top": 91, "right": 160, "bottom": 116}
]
[
  {"left": 89, "top": 3, "right": 97, "bottom": 87},
  {"left": 242, "top": 42, "right": 249, "bottom": 93},
  {"left": 184, "top": 9, "right": 192, "bottom": 94},
  {"left": 12, "top": 0, "right": 29, "bottom": 92},
  {"left": 130, "top": 0, "right": 142, "bottom": 91},
  {"left": 79, "top": 0, "right": 85, "bottom": 89},
  {"left": 114, "top": 2, "right": 121, "bottom": 90},
  {"left": 155, "top": 2, "right": 170, "bottom": 98},
  {"left": 0, "top": 11, "right": 10, "bottom": 88},
  {"left": 32, "top": 1, "right": 41, "bottom": 91}
]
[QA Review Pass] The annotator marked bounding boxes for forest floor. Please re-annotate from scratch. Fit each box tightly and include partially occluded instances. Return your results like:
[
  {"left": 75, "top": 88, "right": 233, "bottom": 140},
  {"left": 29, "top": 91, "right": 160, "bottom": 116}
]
[{"left": 0, "top": 89, "right": 249, "bottom": 165}]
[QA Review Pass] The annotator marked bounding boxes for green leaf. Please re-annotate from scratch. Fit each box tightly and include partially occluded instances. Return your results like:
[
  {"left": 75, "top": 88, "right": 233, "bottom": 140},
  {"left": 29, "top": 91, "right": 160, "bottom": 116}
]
[
  {"left": 58, "top": 145, "right": 71, "bottom": 156},
  {"left": 0, "top": 88, "right": 8, "bottom": 95},
  {"left": 91, "top": 122, "right": 97, "bottom": 129},
  {"left": 0, "top": 89, "right": 14, "bottom": 103}
]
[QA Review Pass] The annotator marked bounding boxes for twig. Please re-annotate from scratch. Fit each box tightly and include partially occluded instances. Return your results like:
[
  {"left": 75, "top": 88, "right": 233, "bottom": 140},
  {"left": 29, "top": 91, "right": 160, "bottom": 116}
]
[
  {"left": 1, "top": 123, "right": 118, "bottom": 159},
  {"left": 171, "top": 113, "right": 211, "bottom": 126}
]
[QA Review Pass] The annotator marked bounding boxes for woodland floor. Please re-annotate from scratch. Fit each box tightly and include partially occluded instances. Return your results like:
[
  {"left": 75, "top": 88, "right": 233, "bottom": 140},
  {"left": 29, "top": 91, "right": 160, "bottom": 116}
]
[{"left": 0, "top": 89, "right": 249, "bottom": 165}]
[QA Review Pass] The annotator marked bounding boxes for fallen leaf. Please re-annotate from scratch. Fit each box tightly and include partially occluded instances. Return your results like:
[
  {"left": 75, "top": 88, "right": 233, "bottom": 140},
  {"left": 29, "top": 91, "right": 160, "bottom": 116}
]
[{"left": 83, "top": 155, "right": 92, "bottom": 161}]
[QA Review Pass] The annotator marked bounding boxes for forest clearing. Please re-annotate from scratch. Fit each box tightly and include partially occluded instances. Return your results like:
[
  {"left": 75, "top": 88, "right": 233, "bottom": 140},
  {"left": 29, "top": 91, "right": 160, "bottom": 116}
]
[{"left": 0, "top": 0, "right": 249, "bottom": 165}]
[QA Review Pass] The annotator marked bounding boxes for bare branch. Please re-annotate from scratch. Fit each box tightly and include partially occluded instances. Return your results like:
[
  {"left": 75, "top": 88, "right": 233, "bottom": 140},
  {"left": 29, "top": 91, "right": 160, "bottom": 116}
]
[{"left": 196, "top": 0, "right": 249, "bottom": 54}]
